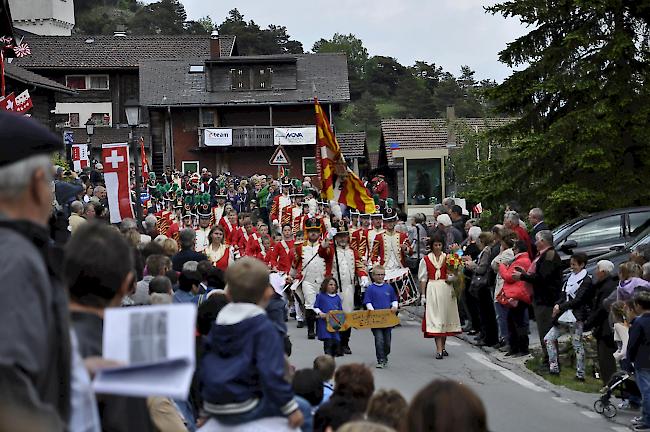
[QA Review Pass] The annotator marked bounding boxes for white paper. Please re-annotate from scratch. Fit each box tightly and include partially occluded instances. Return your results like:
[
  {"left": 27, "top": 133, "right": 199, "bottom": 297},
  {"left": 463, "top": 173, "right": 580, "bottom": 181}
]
[{"left": 93, "top": 304, "right": 197, "bottom": 399}]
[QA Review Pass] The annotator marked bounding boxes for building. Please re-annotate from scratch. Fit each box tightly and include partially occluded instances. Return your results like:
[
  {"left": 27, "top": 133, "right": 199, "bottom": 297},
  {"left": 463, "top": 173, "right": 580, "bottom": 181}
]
[
  {"left": 379, "top": 107, "right": 514, "bottom": 215},
  {"left": 337, "top": 132, "right": 369, "bottom": 177},
  {"left": 8, "top": 0, "right": 74, "bottom": 36},
  {"left": 139, "top": 32, "right": 350, "bottom": 177}
]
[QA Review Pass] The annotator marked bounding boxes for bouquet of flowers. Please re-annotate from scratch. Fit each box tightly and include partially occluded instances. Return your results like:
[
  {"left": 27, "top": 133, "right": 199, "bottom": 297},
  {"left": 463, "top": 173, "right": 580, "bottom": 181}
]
[{"left": 445, "top": 252, "right": 465, "bottom": 299}]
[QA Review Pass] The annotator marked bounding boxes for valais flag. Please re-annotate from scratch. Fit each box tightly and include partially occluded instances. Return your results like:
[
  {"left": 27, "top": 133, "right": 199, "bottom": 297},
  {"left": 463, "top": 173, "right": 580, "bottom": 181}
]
[{"left": 102, "top": 143, "right": 134, "bottom": 224}]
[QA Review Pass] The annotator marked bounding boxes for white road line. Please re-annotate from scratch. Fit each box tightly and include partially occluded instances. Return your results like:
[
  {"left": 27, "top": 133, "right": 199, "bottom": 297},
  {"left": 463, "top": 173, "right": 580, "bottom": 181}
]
[
  {"left": 466, "top": 352, "right": 547, "bottom": 392},
  {"left": 446, "top": 340, "right": 461, "bottom": 346},
  {"left": 580, "top": 410, "right": 601, "bottom": 419},
  {"left": 552, "top": 396, "right": 571, "bottom": 404},
  {"left": 611, "top": 427, "right": 630, "bottom": 432}
]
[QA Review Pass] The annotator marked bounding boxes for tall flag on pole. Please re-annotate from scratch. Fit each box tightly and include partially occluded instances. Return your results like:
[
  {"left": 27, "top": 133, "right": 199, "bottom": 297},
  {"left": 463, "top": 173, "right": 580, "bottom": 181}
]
[
  {"left": 102, "top": 143, "right": 134, "bottom": 224},
  {"left": 139, "top": 136, "right": 149, "bottom": 183},
  {"left": 315, "top": 98, "right": 375, "bottom": 213},
  {"left": 71, "top": 144, "right": 89, "bottom": 172}
]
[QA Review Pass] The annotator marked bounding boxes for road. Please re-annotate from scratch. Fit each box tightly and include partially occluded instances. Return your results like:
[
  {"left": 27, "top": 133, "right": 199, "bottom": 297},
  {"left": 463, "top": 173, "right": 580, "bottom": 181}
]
[{"left": 288, "top": 312, "right": 631, "bottom": 432}]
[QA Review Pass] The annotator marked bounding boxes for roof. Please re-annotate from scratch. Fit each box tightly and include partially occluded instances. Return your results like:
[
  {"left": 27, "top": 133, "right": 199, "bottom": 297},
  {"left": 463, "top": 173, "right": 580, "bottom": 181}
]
[
  {"left": 337, "top": 132, "right": 366, "bottom": 159},
  {"left": 139, "top": 52, "right": 350, "bottom": 106},
  {"left": 380, "top": 117, "right": 516, "bottom": 167},
  {"left": 12, "top": 34, "right": 235, "bottom": 69},
  {"left": 70, "top": 126, "right": 150, "bottom": 146},
  {"left": 4, "top": 62, "right": 76, "bottom": 94}
]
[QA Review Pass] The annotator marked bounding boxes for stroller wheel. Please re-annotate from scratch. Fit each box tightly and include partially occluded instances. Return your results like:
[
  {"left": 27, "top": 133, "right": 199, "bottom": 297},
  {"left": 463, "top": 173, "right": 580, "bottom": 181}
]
[
  {"left": 603, "top": 404, "right": 616, "bottom": 419},
  {"left": 594, "top": 399, "right": 605, "bottom": 414}
]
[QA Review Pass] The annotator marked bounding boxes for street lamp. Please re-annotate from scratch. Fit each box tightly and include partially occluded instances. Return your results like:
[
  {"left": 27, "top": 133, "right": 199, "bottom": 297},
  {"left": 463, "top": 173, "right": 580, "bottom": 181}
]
[
  {"left": 85, "top": 119, "right": 95, "bottom": 168},
  {"left": 124, "top": 98, "right": 143, "bottom": 222}
]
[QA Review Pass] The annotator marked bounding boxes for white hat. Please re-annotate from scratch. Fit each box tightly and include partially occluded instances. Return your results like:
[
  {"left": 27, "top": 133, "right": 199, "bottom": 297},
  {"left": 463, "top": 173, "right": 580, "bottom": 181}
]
[{"left": 436, "top": 214, "right": 452, "bottom": 227}]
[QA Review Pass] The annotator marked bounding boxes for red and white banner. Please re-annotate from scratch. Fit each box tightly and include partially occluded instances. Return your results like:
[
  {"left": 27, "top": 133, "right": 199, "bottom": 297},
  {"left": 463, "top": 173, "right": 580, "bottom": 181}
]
[
  {"left": 14, "top": 90, "right": 33, "bottom": 113},
  {"left": 0, "top": 92, "right": 15, "bottom": 111},
  {"left": 102, "top": 143, "right": 134, "bottom": 224},
  {"left": 71, "top": 144, "right": 89, "bottom": 172},
  {"left": 473, "top": 202, "right": 483, "bottom": 215}
]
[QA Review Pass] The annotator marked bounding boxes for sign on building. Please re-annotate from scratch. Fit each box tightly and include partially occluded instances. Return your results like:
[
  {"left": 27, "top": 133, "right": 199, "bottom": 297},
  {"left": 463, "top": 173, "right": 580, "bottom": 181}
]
[
  {"left": 204, "top": 128, "right": 233, "bottom": 146},
  {"left": 273, "top": 127, "right": 316, "bottom": 145}
]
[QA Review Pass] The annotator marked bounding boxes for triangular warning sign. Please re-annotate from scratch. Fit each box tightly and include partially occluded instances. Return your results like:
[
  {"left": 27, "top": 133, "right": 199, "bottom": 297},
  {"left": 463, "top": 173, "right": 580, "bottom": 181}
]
[{"left": 269, "top": 145, "right": 291, "bottom": 165}]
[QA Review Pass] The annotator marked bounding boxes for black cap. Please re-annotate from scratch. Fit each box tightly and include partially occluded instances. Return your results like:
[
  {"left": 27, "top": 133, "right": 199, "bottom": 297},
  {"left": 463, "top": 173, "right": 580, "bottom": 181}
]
[{"left": 0, "top": 111, "right": 62, "bottom": 166}]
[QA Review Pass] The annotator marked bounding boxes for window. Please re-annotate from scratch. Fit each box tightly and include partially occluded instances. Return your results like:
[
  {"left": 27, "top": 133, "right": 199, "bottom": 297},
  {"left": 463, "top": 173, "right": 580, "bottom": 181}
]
[
  {"left": 189, "top": 65, "right": 204, "bottom": 73},
  {"left": 66, "top": 76, "right": 86, "bottom": 90},
  {"left": 90, "top": 113, "right": 110, "bottom": 126},
  {"left": 566, "top": 215, "right": 623, "bottom": 248},
  {"left": 54, "top": 113, "right": 80, "bottom": 128},
  {"left": 629, "top": 212, "right": 650, "bottom": 238},
  {"left": 65, "top": 75, "right": 109, "bottom": 90},
  {"left": 253, "top": 67, "right": 272, "bottom": 90},
  {"left": 406, "top": 158, "right": 442, "bottom": 205},
  {"left": 181, "top": 161, "right": 200, "bottom": 175},
  {"left": 200, "top": 109, "right": 215, "bottom": 127},
  {"left": 230, "top": 68, "right": 250, "bottom": 90},
  {"left": 302, "top": 157, "right": 317, "bottom": 176}
]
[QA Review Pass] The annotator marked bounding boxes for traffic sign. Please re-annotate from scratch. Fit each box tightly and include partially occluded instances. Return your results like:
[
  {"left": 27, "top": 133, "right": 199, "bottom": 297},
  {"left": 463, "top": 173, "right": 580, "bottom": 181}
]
[{"left": 269, "top": 145, "right": 291, "bottom": 165}]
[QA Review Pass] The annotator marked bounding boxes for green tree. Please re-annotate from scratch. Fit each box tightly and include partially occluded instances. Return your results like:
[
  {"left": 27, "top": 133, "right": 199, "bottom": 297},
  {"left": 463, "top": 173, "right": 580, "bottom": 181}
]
[
  {"left": 185, "top": 16, "right": 214, "bottom": 34},
  {"left": 472, "top": 0, "right": 650, "bottom": 224},
  {"left": 313, "top": 33, "right": 369, "bottom": 99},
  {"left": 394, "top": 75, "right": 437, "bottom": 118},
  {"left": 364, "top": 56, "right": 407, "bottom": 98},
  {"left": 130, "top": 0, "right": 187, "bottom": 35}
]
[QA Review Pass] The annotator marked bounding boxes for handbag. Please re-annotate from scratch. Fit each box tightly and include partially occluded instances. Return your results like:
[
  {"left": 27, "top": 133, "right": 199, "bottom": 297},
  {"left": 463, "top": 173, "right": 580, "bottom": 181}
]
[{"left": 496, "top": 290, "right": 519, "bottom": 308}]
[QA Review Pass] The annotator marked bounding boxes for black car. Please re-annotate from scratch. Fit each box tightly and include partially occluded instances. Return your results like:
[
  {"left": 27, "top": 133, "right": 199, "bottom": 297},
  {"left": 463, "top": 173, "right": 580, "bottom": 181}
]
[
  {"left": 553, "top": 206, "right": 650, "bottom": 265},
  {"left": 584, "top": 225, "right": 650, "bottom": 277}
]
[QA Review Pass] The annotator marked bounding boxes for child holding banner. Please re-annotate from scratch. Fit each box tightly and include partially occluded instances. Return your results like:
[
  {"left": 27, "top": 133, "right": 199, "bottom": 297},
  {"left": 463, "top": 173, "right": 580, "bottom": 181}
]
[
  {"left": 314, "top": 278, "right": 343, "bottom": 357},
  {"left": 364, "top": 265, "right": 399, "bottom": 369}
]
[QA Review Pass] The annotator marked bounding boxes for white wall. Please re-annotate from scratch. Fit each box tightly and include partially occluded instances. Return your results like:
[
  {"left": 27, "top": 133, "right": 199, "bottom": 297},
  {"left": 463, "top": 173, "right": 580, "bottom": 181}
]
[
  {"left": 10, "top": 0, "right": 74, "bottom": 36},
  {"left": 55, "top": 102, "right": 113, "bottom": 127}
]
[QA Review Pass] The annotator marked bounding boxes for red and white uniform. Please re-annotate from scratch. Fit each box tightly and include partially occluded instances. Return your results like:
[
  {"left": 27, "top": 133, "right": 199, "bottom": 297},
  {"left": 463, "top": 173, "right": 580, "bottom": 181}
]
[
  {"left": 246, "top": 232, "right": 271, "bottom": 258},
  {"left": 293, "top": 241, "right": 328, "bottom": 310},
  {"left": 351, "top": 228, "right": 371, "bottom": 264},
  {"left": 195, "top": 226, "right": 211, "bottom": 252},
  {"left": 323, "top": 243, "right": 368, "bottom": 313},
  {"left": 254, "top": 243, "right": 273, "bottom": 267},
  {"left": 367, "top": 228, "right": 384, "bottom": 260},
  {"left": 211, "top": 204, "right": 226, "bottom": 226},
  {"left": 270, "top": 239, "right": 295, "bottom": 273},
  {"left": 219, "top": 217, "right": 236, "bottom": 245},
  {"left": 237, "top": 227, "right": 257, "bottom": 256},
  {"left": 371, "top": 230, "right": 412, "bottom": 272},
  {"left": 270, "top": 193, "right": 292, "bottom": 227},
  {"left": 205, "top": 244, "right": 234, "bottom": 271}
]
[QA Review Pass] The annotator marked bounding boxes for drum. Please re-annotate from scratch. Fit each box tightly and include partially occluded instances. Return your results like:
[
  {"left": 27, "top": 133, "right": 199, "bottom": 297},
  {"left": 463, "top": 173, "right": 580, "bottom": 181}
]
[{"left": 385, "top": 268, "right": 420, "bottom": 306}]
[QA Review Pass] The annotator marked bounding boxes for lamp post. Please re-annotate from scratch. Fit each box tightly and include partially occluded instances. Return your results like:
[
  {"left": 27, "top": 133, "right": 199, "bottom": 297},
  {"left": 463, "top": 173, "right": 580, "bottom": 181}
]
[
  {"left": 85, "top": 119, "right": 94, "bottom": 164},
  {"left": 124, "top": 98, "right": 142, "bottom": 222}
]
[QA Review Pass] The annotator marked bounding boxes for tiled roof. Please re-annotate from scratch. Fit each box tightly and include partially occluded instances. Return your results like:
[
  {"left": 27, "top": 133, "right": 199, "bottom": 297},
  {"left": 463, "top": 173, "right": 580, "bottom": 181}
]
[
  {"left": 4, "top": 62, "right": 76, "bottom": 94},
  {"left": 337, "top": 132, "right": 366, "bottom": 159},
  {"left": 12, "top": 34, "right": 234, "bottom": 69},
  {"left": 380, "top": 117, "right": 516, "bottom": 167},
  {"left": 139, "top": 53, "right": 350, "bottom": 106}
]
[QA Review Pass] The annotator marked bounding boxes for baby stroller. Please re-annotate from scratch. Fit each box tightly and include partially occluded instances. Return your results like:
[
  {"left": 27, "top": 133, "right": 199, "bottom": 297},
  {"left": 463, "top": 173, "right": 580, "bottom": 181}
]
[{"left": 594, "top": 370, "right": 641, "bottom": 418}]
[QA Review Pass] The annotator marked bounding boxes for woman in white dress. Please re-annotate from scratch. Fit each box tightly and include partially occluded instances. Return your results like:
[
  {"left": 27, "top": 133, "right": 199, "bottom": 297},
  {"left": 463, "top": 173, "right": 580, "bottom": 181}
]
[
  {"left": 419, "top": 232, "right": 462, "bottom": 359},
  {"left": 204, "top": 225, "right": 235, "bottom": 271}
]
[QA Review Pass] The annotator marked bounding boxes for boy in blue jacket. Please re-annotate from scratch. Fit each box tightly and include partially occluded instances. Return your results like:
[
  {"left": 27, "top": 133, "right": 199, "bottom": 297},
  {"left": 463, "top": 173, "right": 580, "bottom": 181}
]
[
  {"left": 200, "top": 257, "right": 304, "bottom": 429},
  {"left": 628, "top": 290, "right": 650, "bottom": 431},
  {"left": 363, "top": 265, "right": 398, "bottom": 369}
]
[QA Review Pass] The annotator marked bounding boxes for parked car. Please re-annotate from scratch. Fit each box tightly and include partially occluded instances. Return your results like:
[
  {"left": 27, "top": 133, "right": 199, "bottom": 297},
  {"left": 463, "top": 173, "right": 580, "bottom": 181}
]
[
  {"left": 584, "top": 225, "right": 650, "bottom": 277},
  {"left": 552, "top": 207, "right": 650, "bottom": 266}
]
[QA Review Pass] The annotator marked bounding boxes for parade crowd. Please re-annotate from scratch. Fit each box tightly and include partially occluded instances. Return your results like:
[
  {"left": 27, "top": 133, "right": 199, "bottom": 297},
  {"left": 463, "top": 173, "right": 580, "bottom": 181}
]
[{"left": 1, "top": 111, "right": 650, "bottom": 432}]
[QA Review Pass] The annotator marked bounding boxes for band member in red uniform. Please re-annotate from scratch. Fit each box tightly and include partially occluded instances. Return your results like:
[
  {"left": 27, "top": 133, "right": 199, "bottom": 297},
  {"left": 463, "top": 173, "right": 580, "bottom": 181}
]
[
  {"left": 246, "top": 223, "right": 271, "bottom": 257},
  {"left": 351, "top": 212, "right": 372, "bottom": 265},
  {"left": 371, "top": 208, "right": 412, "bottom": 272},
  {"left": 219, "top": 209, "right": 238, "bottom": 245},
  {"left": 236, "top": 216, "right": 257, "bottom": 256},
  {"left": 270, "top": 224, "right": 295, "bottom": 274},
  {"left": 211, "top": 188, "right": 228, "bottom": 226},
  {"left": 270, "top": 179, "right": 292, "bottom": 233}
]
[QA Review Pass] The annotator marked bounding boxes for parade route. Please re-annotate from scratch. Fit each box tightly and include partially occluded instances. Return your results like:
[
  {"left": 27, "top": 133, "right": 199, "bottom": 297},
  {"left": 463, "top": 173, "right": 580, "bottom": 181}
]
[{"left": 289, "top": 315, "right": 629, "bottom": 432}]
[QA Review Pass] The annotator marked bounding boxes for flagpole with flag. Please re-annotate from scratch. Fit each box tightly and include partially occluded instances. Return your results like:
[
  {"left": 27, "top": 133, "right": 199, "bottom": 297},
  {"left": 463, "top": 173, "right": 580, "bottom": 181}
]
[
  {"left": 140, "top": 136, "right": 149, "bottom": 183},
  {"left": 315, "top": 98, "right": 375, "bottom": 213}
]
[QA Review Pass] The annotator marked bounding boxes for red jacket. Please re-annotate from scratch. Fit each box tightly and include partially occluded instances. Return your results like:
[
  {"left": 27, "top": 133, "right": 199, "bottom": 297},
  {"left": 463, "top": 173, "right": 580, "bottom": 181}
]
[
  {"left": 270, "top": 239, "right": 295, "bottom": 273},
  {"left": 370, "top": 231, "right": 412, "bottom": 267},
  {"left": 499, "top": 252, "right": 533, "bottom": 304},
  {"left": 321, "top": 243, "right": 368, "bottom": 279}
]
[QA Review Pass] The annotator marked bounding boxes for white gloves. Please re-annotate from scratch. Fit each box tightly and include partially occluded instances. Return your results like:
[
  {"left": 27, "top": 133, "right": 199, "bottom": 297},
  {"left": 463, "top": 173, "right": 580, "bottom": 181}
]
[
  {"left": 360, "top": 276, "right": 370, "bottom": 288},
  {"left": 420, "top": 295, "right": 426, "bottom": 306}
]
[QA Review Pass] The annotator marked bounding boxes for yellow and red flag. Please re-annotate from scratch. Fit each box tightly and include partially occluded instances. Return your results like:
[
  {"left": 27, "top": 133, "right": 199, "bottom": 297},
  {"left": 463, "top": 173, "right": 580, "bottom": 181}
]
[
  {"left": 315, "top": 98, "right": 375, "bottom": 213},
  {"left": 140, "top": 136, "right": 149, "bottom": 183}
]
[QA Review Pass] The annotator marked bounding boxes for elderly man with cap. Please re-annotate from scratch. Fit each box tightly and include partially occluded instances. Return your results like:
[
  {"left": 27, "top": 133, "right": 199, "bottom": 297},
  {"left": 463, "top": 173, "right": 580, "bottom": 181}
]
[
  {"left": 293, "top": 217, "right": 330, "bottom": 339},
  {"left": 0, "top": 111, "right": 71, "bottom": 429},
  {"left": 324, "top": 219, "right": 369, "bottom": 354}
]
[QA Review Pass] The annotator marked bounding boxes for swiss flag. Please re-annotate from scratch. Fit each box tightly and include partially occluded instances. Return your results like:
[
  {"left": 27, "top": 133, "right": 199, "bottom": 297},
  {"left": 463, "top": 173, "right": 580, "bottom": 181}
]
[
  {"left": 0, "top": 93, "right": 16, "bottom": 111},
  {"left": 102, "top": 143, "right": 135, "bottom": 223}
]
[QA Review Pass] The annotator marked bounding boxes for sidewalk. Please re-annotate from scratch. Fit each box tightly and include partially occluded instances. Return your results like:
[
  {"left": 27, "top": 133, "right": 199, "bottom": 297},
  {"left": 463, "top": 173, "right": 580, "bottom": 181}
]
[{"left": 403, "top": 305, "right": 639, "bottom": 429}]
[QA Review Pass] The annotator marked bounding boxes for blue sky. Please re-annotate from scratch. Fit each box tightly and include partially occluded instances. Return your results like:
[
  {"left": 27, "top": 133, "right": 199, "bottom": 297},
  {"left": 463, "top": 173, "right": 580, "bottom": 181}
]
[{"left": 179, "top": 0, "right": 528, "bottom": 82}]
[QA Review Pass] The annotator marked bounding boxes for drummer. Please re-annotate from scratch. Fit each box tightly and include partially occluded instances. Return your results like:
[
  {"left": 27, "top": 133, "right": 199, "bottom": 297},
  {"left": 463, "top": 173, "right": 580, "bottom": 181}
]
[{"left": 370, "top": 207, "right": 412, "bottom": 274}]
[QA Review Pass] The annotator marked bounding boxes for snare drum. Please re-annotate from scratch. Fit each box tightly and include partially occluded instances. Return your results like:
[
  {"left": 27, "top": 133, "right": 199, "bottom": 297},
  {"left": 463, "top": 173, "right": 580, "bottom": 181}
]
[{"left": 385, "top": 268, "right": 420, "bottom": 306}]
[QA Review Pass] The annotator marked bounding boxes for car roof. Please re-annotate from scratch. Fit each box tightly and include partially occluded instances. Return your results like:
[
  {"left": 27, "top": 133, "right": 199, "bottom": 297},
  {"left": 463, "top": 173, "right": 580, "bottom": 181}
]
[{"left": 556, "top": 206, "right": 650, "bottom": 229}]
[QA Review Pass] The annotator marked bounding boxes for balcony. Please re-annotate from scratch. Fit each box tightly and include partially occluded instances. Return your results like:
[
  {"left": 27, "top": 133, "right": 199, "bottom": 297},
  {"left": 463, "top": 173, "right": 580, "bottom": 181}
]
[{"left": 198, "top": 125, "right": 316, "bottom": 148}]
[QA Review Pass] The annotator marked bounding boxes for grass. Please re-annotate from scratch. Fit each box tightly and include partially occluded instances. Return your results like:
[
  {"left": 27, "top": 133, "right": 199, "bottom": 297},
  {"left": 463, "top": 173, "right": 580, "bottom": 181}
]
[{"left": 525, "top": 345, "right": 603, "bottom": 393}]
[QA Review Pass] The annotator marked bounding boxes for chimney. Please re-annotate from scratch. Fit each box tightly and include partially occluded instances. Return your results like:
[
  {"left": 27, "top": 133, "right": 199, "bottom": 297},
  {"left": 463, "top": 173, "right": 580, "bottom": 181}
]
[
  {"left": 210, "top": 30, "right": 221, "bottom": 59},
  {"left": 446, "top": 105, "right": 457, "bottom": 148}
]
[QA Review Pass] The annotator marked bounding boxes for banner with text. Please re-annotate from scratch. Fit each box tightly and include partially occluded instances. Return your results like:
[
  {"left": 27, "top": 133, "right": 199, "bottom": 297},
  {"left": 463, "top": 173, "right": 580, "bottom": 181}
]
[
  {"left": 326, "top": 309, "right": 400, "bottom": 332},
  {"left": 204, "top": 128, "right": 233, "bottom": 146},
  {"left": 273, "top": 126, "right": 316, "bottom": 145}
]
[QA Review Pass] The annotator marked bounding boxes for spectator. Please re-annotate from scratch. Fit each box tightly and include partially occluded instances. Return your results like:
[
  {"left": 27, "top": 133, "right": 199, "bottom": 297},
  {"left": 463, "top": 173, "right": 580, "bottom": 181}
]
[
  {"left": 84, "top": 201, "right": 100, "bottom": 221},
  {"left": 405, "top": 379, "right": 487, "bottom": 432},
  {"left": 338, "top": 421, "right": 395, "bottom": 432},
  {"left": 332, "top": 363, "right": 375, "bottom": 413},
  {"left": 435, "top": 213, "right": 462, "bottom": 251},
  {"left": 199, "top": 258, "right": 304, "bottom": 429},
  {"left": 172, "top": 229, "right": 208, "bottom": 272},
  {"left": 449, "top": 205, "right": 468, "bottom": 240},
  {"left": 527, "top": 207, "right": 548, "bottom": 256},
  {"left": 90, "top": 163, "right": 104, "bottom": 186},
  {"left": 584, "top": 260, "right": 618, "bottom": 384},
  {"left": 291, "top": 369, "right": 323, "bottom": 430},
  {"left": 545, "top": 252, "right": 593, "bottom": 379},
  {"left": 131, "top": 254, "right": 172, "bottom": 305},
  {"left": 627, "top": 291, "right": 650, "bottom": 431},
  {"left": 491, "top": 230, "right": 516, "bottom": 349},
  {"left": 82, "top": 184, "right": 94, "bottom": 203},
  {"left": 149, "top": 275, "right": 174, "bottom": 304},
  {"left": 513, "top": 230, "right": 563, "bottom": 371},
  {"left": 504, "top": 211, "right": 532, "bottom": 258},
  {"left": 314, "top": 397, "right": 364, "bottom": 432},
  {"left": 68, "top": 200, "right": 86, "bottom": 235},
  {"left": 173, "top": 270, "right": 201, "bottom": 304},
  {"left": 617, "top": 261, "right": 650, "bottom": 301},
  {"left": 162, "top": 238, "right": 179, "bottom": 257},
  {"left": 64, "top": 223, "right": 155, "bottom": 431},
  {"left": 366, "top": 389, "right": 408, "bottom": 430},
  {"left": 465, "top": 232, "right": 498, "bottom": 347},
  {"left": 313, "top": 355, "right": 336, "bottom": 405}
]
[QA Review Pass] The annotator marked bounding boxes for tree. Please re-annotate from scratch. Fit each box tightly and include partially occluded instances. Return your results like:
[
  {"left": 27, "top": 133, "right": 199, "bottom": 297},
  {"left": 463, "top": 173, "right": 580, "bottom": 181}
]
[
  {"left": 130, "top": 0, "right": 187, "bottom": 35},
  {"left": 313, "top": 33, "right": 369, "bottom": 100},
  {"left": 472, "top": 0, "right": 650, "bottom": 224},
  {"left": 185, "top": 16, "right": 214, "bottom": 34},
  {"left": 394, "top": 75, "right": 437, "bottom": 118},
  {"left": 364, "top": 56, "right": 407, "bottom": 98}
]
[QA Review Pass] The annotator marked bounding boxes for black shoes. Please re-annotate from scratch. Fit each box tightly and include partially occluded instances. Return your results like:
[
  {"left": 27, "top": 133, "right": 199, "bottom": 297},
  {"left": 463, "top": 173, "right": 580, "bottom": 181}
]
[
  {"left": 296, "top": 321, "right": 305, "bottom": 328},
  {"left": 435, "top": 352, "right": 443, "bottom": 360},
  {"left": 343, "top": 346, "right": 352, "bottom": 355},
  {"left": 307, "top": 331, "right": 316, "bottom": 340},
  {"left": 442, "top": 350, "right": 449, "bottom": 357}
]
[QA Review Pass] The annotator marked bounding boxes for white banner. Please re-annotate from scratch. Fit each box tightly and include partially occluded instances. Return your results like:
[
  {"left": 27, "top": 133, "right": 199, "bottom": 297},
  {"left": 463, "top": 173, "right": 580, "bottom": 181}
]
[
  {"left": 204, "top": 129, "right": 233, "bottom": 146},
  {"left": 273, "top": 127, "right": 316, "bottom": 145}
]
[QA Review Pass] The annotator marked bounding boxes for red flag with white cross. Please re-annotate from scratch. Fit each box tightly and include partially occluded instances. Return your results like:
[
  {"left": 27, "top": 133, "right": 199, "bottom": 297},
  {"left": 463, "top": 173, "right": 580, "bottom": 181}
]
[{"left": 102, "top": 143, "right": 134, "bottom": 223}]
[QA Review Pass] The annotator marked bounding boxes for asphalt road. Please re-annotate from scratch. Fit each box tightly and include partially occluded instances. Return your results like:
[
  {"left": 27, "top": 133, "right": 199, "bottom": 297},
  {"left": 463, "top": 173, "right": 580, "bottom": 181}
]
[{"left": 288, "top": 313, "right": 632, "bottom": 432}]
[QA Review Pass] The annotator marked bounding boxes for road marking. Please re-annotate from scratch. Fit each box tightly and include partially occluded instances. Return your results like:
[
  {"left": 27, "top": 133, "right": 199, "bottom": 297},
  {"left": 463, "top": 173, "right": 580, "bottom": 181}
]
[
  {"left": 580, "top": 410, "right": 601, "bottom": 419},
  {"left": 466, "top": 352, "right": 547, "bottom": 392},
  {"left": 446, "top": 340, "right": 461, "bottom": 346},
  {"left": 552, "top": 396, "right": 571, "bottom": 404}
]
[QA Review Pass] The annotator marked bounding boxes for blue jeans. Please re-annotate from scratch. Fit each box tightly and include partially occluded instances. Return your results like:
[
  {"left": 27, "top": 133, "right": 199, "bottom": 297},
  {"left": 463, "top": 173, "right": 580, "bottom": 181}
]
[
  {"left": 494, "top": 301, "right": 510, "bottom": 341},
  {"left": 173, "top": 399, "right": 196, "bottom": 431},
  {"left": 371, "top": 328, "right": 392, "bottom": 363},
  {"left": 636, "top": 368, "right": 650, "bottom": 427}
]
